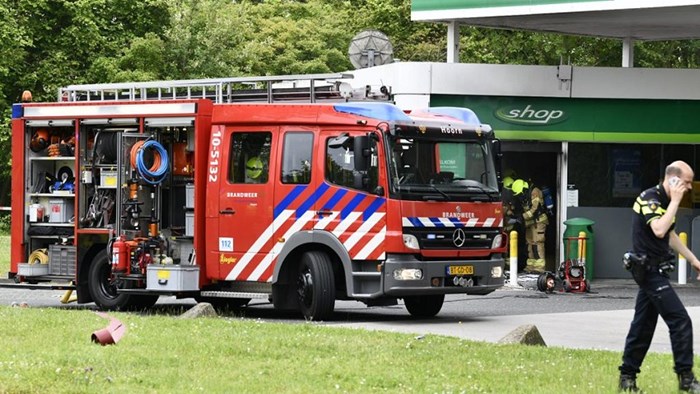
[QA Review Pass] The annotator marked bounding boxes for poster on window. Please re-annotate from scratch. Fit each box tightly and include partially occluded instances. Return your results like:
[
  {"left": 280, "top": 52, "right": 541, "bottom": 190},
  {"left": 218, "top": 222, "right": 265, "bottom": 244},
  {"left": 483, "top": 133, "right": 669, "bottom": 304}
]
[
  {"left": 438, "top": 143, "right": 466, "bottom": 179},
  {"left": 612, "top": 148, "right": 641, "bottom": 198}
]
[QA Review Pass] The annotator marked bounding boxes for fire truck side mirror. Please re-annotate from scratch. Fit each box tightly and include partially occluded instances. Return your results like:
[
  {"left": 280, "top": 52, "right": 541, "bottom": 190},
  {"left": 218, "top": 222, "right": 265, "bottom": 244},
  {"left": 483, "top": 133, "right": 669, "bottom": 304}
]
[
  {"left": 491, "top": 138, "right": 503, "bottom": 184},
  {"left": 353, "top": 135, "right": 370, "bottom": 172},
  {"left": 491, "top": 138, "right": 502, "bottom": 158},
  {"left": 353, "top": 172, "right": 367, "bottom": 190}
]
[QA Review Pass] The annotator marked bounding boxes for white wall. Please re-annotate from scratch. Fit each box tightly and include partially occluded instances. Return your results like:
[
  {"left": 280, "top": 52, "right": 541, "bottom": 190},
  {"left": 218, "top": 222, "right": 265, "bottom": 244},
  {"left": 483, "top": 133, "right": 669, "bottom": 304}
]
[{"left": 350, "top": 62, "right": 700, "bottom": 106}]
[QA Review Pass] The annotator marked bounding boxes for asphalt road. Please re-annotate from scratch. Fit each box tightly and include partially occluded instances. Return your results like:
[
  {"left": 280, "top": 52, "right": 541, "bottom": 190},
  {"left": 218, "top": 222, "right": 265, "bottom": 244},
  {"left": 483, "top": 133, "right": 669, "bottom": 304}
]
[{"left": 3, "top": 275, "right": 700, "bottom": 354}]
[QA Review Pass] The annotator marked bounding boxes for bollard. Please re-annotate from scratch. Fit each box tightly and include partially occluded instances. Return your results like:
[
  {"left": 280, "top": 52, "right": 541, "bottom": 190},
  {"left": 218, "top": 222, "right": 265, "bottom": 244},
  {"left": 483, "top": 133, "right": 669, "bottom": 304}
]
[
  {"left": 509, "top": 230, "right": 518, "bottom": 286},
  {"left": 679, "top": 232, "right": 688, "bottom": 285},
  {"left": 578, "top": 231, "right": 586, "bottom": 264}
]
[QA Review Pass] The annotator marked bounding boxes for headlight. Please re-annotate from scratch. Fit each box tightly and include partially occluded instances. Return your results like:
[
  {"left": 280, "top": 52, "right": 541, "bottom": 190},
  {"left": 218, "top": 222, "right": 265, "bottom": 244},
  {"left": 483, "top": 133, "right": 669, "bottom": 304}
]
[
  {"left": 491, "top": 266, "right": 503, "bottom": 278},
  {"left": 393, "top": 268, "right": 423, "bottom": 280},
  {"left": 403, "top": 234, "right": 419, "bottom": 250},
  {"left": 491, "top": 234, "right": 503, "bottom": 249}
]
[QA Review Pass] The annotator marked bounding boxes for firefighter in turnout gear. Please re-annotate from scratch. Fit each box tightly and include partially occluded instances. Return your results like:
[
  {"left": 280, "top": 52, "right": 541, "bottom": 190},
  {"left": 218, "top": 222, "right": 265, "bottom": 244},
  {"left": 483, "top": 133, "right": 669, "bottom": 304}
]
[
  {"left": 521, "top": 180, "right": 548, "bottom": 273},
  {"left": 508, "top": 179, "right": 530, "bottom": 271},
  {"left": 502, "top": 176, "right": 516, "bottom": 233}
]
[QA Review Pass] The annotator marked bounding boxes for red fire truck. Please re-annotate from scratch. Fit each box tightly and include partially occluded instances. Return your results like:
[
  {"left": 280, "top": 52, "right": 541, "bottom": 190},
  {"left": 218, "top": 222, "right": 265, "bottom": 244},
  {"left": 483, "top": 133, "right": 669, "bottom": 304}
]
[{"left": 6, "top": 73, "right": 506, "bottom": 320}]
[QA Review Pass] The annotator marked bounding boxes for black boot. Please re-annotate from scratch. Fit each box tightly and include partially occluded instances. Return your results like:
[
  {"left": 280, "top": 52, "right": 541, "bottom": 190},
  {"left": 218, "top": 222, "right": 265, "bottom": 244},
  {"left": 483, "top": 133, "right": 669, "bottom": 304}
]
[
  {"left": 619, "top": 374, "right": 639, "bottom": 392},
  {"left": 678, "top": 372, "right": 700, "bottom": 393}
]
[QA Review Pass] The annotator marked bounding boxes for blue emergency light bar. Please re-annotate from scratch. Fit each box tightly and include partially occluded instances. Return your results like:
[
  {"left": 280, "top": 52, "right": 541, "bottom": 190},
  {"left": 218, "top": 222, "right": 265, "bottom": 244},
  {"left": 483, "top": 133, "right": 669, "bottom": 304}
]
[
  {"left": 334, "top": 102, "right": 411, "bottom": 122},
  {"left": 12, "top": 103, "right": 23, "bottom": 119},
  {"left": 423, "top": 107, "right": 481, "bottom": 125}
]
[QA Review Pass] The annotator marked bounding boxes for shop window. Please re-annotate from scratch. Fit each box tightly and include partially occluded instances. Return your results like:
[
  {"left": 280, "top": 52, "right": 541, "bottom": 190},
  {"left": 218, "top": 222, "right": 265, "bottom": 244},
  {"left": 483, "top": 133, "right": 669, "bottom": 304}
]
[{"left": 568, "top": 143, "right": 700, "bottom": 208}]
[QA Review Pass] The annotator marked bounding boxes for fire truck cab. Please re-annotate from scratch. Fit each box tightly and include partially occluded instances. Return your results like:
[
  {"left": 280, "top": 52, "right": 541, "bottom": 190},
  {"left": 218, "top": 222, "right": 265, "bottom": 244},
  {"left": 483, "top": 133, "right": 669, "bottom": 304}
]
[{"left": 8, "top": 74, "right": 506, "bottom": 320}]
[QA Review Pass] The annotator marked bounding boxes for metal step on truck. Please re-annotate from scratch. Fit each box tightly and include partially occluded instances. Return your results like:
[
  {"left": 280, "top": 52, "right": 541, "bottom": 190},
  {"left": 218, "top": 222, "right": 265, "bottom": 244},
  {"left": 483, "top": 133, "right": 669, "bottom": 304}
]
[{"left": 5, "top": 72, "right": 507, "bottom": 320}]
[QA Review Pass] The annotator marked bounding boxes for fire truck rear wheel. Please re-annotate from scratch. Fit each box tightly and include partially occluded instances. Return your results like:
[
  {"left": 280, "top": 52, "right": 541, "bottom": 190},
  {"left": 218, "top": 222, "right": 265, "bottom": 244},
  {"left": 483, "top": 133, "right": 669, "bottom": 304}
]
[
  {"left": 404, "top": 294, "right": 445, "bottom": 318},
  {"left": 88, "top": 250, "right": 133, "bottom": 310},
  {"left": 296, "top": 251, "right": 335, "bottom": 321}
]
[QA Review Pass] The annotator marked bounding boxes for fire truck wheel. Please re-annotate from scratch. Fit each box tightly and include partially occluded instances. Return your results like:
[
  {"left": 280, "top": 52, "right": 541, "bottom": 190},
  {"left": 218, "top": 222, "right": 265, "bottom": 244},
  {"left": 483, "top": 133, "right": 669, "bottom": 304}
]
[
  {"left": 404, "top": 294, "right": 444, "bottom": 318},
  {"left": 296, "top": 251, "right": 335, "bottom": 321},
  {"left": 88, "top": 250, "right": 132, "bottom": 310}
]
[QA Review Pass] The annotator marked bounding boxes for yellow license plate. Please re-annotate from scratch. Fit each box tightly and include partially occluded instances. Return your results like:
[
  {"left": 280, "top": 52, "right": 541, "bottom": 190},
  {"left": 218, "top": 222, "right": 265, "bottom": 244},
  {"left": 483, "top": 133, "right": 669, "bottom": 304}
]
[{"left": 448, "top": 265, "right": 474, "bottom": 276}]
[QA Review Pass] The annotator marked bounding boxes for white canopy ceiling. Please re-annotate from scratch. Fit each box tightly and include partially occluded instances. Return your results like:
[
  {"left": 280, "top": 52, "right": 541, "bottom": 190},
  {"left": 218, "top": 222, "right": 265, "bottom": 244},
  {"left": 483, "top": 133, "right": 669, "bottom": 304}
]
[{"left": 411, "top": 2, "right": 700, "bottom": 41}]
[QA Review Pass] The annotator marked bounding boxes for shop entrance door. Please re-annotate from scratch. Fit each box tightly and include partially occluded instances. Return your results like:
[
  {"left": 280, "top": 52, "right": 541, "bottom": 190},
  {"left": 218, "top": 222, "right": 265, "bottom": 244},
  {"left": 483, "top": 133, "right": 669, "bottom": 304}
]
[{"left": 501, "top": 141, "right": 562, "bottom": 272}]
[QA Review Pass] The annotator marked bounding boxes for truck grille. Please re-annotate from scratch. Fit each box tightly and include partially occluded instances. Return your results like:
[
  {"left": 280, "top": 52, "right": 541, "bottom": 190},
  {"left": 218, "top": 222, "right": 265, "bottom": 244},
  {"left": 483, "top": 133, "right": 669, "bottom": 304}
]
[{"left": 406, "top": 227, "right": 499, "bottom": 250}]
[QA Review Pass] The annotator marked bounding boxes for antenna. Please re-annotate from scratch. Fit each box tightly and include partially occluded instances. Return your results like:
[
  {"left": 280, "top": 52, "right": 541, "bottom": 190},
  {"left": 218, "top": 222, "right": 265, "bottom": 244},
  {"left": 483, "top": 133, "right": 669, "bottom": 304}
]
[{"left": 348, "top": 30, "right": 394, "bottom": 69}]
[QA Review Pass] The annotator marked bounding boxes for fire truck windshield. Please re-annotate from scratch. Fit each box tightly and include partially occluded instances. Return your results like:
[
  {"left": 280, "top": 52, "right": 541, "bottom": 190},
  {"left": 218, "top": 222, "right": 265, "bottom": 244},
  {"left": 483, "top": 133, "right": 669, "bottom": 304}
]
[{"left": 387, "top": 136, "right": 499, "bottom": 202}]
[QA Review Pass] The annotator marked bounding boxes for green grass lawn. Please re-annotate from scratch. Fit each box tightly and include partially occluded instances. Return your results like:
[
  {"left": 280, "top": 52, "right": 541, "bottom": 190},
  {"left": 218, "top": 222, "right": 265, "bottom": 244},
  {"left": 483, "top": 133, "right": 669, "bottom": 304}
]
[
  {"left": 0, "top": 235, "right": 689, "bottom": 392},
  {"left": 0, "top": 235, "right": 9, "bottom": 277},
  {"left": 0, "top": 306, "right": 686, "bottom": 393}
]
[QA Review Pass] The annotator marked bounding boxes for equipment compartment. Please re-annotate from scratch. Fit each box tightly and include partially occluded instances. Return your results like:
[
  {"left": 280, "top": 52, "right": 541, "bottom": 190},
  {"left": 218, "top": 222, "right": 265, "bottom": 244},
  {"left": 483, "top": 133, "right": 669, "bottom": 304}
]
[
  {"left": 48, "top": 244, "right": 76, "bottom": 276},
  {"left": 146, "top": 265, "right": 199, "bottom": 291}
]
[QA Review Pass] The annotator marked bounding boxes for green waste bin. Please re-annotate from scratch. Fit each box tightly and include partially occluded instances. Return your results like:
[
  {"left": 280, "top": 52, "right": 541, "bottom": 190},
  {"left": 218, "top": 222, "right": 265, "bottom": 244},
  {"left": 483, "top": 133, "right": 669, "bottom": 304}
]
[{"left": 563, "top": 218, "right": 595, "bottom": 280}]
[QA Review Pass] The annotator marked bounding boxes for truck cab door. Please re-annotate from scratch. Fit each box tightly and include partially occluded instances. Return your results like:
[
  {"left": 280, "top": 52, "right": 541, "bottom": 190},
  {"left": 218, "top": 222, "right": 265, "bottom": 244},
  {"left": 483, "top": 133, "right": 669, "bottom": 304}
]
[
  {"left": 315, "top": 131, "right": 387, "bottom": 261},
  {"left": 214, "top": 127, "right": 278, "bottom": 282}
]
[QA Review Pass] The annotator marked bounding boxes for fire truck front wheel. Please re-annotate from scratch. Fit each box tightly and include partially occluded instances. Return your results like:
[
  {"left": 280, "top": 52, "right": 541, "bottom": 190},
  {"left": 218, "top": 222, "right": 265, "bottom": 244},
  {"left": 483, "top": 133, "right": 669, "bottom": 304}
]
[
  {"left": 403, "top": 294, "right": 445, "bottom": 318},
  {"left": 88, "top": 250, "right": 133, "bottom": 310},
  {"left": 296, "top": 251, "right": 335, "bottom": 321}
]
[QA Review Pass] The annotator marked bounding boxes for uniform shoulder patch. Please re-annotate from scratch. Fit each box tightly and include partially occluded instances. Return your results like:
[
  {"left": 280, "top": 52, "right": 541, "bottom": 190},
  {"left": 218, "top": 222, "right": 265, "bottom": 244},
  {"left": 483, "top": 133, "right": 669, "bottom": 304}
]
[{"left": 646, "top": 199, "right": 661, "bottom": 212}]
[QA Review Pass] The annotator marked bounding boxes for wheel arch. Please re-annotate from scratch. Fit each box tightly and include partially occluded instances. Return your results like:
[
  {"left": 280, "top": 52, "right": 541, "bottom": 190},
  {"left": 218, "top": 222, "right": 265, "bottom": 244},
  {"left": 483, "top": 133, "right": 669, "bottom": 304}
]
[{"left": 271, "top": 231, "right": 352, "bottom": 309}]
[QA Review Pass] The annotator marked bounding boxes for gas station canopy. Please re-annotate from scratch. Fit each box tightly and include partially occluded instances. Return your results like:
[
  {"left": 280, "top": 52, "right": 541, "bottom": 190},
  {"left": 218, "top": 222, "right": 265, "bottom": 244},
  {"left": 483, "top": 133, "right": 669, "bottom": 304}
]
[{"left": 411, "top": 0, "right": 700, "bottom": 41}]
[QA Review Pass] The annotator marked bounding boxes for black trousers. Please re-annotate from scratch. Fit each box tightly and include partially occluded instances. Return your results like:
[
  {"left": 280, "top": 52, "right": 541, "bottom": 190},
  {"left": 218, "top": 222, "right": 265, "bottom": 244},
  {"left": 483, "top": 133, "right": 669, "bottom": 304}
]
[{"left": 620, "top": 270, "right": 694, "bottom": 375}]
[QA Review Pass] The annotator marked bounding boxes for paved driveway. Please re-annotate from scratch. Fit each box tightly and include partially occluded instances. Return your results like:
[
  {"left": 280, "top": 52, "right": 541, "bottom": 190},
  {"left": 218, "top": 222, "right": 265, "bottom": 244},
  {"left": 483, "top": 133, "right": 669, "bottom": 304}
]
[{"left": 3, "top": 276, "right": 700, "bottom": 353}]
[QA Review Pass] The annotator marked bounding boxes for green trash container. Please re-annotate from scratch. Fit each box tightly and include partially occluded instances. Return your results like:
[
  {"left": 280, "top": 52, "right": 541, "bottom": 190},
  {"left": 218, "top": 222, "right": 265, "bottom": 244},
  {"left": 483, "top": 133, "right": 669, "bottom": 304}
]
[{"left": 563, "top": 218, "right": 595, "bottom": 280}]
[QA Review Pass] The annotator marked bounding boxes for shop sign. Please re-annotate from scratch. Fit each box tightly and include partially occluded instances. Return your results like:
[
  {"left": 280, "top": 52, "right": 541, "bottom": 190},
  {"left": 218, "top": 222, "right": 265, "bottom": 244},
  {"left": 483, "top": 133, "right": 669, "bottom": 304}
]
[{"left": 494, "top": 105, "right": 567, "bottom": 126}]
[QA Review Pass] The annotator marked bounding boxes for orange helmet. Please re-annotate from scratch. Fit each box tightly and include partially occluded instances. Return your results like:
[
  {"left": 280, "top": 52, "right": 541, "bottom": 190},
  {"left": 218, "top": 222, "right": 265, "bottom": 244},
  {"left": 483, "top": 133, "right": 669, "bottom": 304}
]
[{"left": 30, "top": 129, "right": 50, "bottom": 152}]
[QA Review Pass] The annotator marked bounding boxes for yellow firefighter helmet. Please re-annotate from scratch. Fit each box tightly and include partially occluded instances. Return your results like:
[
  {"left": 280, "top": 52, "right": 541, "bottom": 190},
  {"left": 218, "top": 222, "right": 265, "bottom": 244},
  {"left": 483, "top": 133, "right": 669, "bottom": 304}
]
[
  {"left": 246, "top": 156, "right": 264, "bottom": 179},
  {"left": 503, "top": 176, "right": 514, "bottom": 189},
  {"left": 512, "top": 179, "right": 529, "bottom": 195}
]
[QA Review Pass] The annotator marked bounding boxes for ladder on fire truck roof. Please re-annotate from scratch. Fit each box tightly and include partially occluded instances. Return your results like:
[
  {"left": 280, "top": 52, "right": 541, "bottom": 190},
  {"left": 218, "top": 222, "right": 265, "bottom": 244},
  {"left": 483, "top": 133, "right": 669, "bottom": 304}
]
[{"left": 58, "top": 73, "right": 391, "bottom": 104}]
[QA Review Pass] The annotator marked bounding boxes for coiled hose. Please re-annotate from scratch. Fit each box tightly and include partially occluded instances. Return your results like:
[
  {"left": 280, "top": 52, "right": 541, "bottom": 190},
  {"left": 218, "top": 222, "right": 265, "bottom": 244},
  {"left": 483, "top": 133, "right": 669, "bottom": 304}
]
[
  {"left": 130, "top": 139, "right": 169, "bottom": 184},
  {"left": 28, "top": 248, "right": 49, "bottom": 264}
]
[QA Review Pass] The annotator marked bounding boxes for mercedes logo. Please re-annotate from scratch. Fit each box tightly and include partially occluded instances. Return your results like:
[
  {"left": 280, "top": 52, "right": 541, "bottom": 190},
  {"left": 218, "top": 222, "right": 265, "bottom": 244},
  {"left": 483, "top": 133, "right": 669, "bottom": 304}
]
[{"left": 452, "top": 228, "right": 466, "bottom": 248}]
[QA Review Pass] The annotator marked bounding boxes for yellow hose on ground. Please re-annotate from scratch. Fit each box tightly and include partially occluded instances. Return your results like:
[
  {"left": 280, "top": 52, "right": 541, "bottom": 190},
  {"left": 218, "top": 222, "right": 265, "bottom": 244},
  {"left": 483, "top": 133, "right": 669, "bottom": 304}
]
[{"left": 61, "top": 281, "right": 77, "bottom": 304}]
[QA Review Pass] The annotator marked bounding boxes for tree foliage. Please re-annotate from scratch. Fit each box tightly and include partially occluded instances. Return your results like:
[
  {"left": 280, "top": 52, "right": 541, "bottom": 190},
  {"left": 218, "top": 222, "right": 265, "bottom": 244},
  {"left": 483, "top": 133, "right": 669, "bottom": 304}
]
[
  {"left": 1, "top": 0, "right": 700, "bottom": 204},
  {"left": 98, "top": 0, "right": 356, "bottom": 80},
  {"left": 0, "top": 0, "right": 169, "bottom": 204}
]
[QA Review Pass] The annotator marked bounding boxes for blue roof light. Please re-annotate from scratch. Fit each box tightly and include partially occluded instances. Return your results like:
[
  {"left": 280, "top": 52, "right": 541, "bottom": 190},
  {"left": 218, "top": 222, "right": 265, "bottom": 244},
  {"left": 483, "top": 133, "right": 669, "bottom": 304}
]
[
  {"left": 425, "top": 107, "right": 481, "bottom": 125},
  {"left": 334, "top": 102, "right": 411, "bottom": 122},
  {"left": 12, "top": 103, "right": 23, "bottom": 119}
]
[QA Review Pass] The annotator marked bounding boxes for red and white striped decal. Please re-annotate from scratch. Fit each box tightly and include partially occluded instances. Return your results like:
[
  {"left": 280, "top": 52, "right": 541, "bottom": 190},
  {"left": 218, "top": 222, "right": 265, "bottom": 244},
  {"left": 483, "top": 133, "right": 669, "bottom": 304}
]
[
  {"left": 402, "top": 216, "right": 503, "bottom": 228},
  {"left": 225, "top": 187, "right": 386, "bottom": 282}
]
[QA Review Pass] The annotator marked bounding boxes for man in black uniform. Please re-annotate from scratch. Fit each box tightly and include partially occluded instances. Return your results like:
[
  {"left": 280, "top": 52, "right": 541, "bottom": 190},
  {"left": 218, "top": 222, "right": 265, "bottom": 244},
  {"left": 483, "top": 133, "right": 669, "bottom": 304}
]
[{"left": 619, "top": 160, "right": 700, "bottom": 392}]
